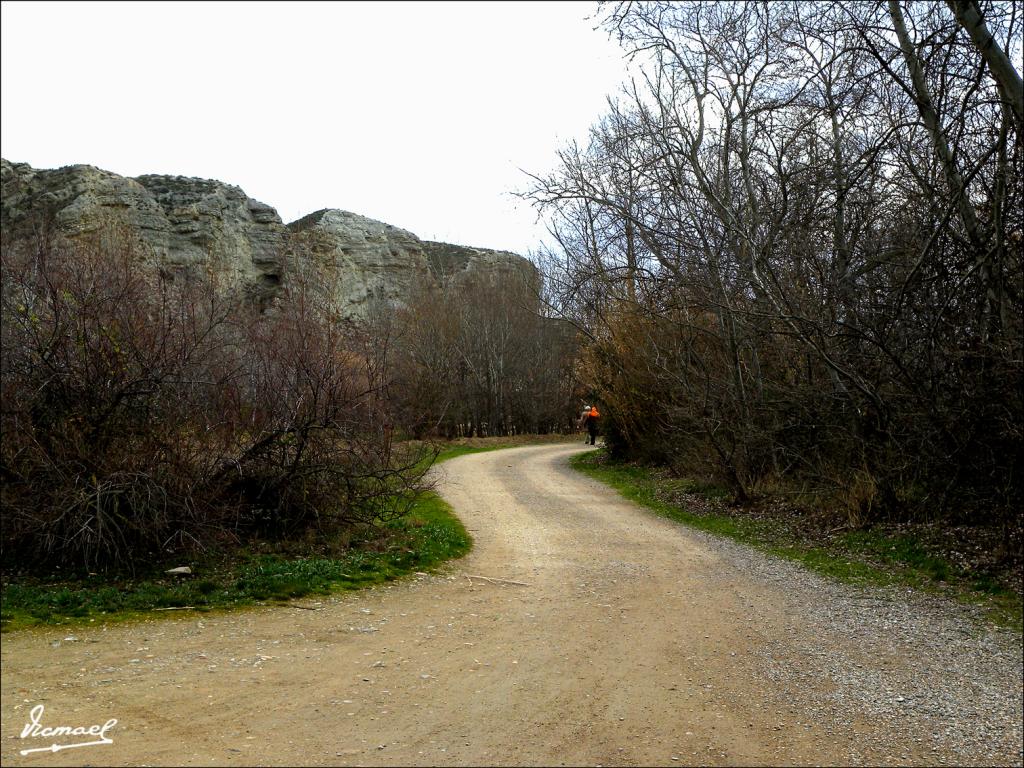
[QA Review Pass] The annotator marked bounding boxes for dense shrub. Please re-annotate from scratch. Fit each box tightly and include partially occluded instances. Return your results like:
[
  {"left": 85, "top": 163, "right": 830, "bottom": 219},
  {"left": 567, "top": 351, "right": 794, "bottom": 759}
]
[
  {"left": 388, "top": 272, "right": 582, "bottom": 438},
  {"left": 0, "top": 228, "right": 432, "bottom": 572}
]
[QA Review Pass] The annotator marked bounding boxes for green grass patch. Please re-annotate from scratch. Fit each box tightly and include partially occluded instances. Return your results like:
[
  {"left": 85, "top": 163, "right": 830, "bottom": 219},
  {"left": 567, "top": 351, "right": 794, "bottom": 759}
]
[
  {"left": 840, "top": 531, "right": 953, "bottom": 581},
  {"left": 0, "top": 435, "right": 571, "bottom": 632},
  {"left": 572, "top": 450, "right": 1022, "bottom": 631},
  {"left": 571, "top": 452, "right": 768, "bottom": 546},
  {"left": 435, "top": 443, "right": 511, "bottom": 463},
  {"left": 0, "top": 489, "right": 471, "bottom": 632},
  {"left": 432, "top": 435, "right": 577, "bottom": 464}
]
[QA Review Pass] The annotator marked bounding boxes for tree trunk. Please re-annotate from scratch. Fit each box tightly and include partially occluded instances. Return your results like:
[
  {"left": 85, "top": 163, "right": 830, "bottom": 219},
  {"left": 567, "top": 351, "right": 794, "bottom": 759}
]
[{"left": 945, "top": 0, "right": 1024, "bottom": 128}]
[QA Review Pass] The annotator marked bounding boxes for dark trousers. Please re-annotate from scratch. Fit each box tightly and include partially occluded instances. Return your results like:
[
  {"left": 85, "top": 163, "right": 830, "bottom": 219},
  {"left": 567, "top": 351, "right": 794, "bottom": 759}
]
[{"left": 586, "top": 420, "right": 597, "bottom": 445}]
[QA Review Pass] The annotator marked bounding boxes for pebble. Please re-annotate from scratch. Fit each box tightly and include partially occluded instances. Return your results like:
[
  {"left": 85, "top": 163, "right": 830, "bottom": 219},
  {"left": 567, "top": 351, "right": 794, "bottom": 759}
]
[{"left": 692, "top": 529, "right": 1024, "bottom": 765}]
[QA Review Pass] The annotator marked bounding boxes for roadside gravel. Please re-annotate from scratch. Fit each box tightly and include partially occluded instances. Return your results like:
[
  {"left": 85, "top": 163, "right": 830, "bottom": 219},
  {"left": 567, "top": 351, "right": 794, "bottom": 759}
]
[{"left": 694, "top": 529, "right": 1023, "bottom": 766}]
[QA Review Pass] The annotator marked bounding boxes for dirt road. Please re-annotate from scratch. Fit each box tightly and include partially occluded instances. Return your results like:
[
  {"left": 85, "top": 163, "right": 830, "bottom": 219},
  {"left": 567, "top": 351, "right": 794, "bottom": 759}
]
[{"left": 2, "top": 444, "right": 1021, "bottom": 766}]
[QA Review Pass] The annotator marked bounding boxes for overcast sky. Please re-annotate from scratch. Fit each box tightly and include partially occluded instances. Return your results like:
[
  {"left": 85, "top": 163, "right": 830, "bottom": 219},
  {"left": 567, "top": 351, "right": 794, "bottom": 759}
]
[{"left": 1, "top": 1, "right": 631, "bottom": 256}]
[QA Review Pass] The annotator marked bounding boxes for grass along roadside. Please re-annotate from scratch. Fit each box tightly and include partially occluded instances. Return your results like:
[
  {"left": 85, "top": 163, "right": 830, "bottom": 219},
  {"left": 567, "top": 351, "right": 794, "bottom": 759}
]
[
  {"left": 571, "top": 450, "right": 1022, "bottom": 631},
  {"left": 0, "top": 437, "right": 575, "bottom": 632},
  {"left": 0, "top": 492, "right": 469, "bottom": 632},
  {"left": 0, "top": 436, "right": 577, "bottom": 626},
  {"left": 430, "top": 433, "right": 579, "bottom": 463}
]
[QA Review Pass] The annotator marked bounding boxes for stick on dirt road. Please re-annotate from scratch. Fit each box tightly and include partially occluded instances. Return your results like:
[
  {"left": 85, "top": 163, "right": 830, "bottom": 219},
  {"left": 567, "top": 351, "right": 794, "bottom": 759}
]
[{"left": 2, "top": 444, "right": 1021, "bottom": 766}]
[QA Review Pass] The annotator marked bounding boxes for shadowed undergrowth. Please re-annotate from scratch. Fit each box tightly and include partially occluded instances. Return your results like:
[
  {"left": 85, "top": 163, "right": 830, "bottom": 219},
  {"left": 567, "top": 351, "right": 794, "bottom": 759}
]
[{"left": 0, "top": 492, "right": 469, "bottom": 632}]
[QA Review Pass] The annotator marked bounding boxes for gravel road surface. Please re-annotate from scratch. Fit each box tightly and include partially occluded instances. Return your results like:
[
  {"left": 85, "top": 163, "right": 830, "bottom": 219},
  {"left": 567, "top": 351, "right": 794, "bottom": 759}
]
[{"left": 2, "top": 444, "right": 1021, "bottom": 766}]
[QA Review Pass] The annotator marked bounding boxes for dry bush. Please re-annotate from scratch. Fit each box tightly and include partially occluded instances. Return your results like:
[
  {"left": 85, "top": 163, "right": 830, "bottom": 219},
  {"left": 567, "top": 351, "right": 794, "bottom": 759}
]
[
  {"left": 389, "top": 273, "right": 580, "bottom": 439},
  {"left": 0, "top": 230, "right": 431, "bottom": 573}
]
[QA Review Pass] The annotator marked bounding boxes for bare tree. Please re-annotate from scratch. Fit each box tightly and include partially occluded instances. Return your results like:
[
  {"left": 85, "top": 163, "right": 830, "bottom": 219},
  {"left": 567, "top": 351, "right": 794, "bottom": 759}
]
[{"left": 523, "top": 0, "right": 1022, "bottom": 526}]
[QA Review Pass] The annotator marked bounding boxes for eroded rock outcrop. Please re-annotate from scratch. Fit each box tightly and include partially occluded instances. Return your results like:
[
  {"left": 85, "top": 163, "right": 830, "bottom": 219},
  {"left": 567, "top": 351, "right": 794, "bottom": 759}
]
[
  {"left": 1, "top": 159, "right": 535, "bottom": 316},
  {"left": 1, "top": 159, "right": 287, "bottom": 298},
  {"left": 422, "top": 240, "right": 538, "bottom": 291},
  {"left": 287, "top": 208, "right": 434, "bottom": 314},
  {"left": 134, "top": 174, "right": 287, "bottom": 295}
]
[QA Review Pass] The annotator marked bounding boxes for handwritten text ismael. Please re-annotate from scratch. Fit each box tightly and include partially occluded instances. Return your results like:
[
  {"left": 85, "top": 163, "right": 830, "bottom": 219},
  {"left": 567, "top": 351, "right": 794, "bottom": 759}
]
[{"left": 19, "top": 704, "right": 117, "bottom": 756}]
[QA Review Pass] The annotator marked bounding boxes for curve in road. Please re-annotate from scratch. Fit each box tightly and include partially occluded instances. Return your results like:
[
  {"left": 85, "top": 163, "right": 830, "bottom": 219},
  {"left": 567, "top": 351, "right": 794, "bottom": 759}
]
[{"left": 2, "top": 443, "right": 1020, "bottom": 766}]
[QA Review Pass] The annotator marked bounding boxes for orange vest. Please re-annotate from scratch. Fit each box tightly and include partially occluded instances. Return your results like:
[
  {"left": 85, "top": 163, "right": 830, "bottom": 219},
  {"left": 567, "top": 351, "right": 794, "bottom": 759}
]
[{"left": 589, "top": 407, "right": 600, "bottom": 418}]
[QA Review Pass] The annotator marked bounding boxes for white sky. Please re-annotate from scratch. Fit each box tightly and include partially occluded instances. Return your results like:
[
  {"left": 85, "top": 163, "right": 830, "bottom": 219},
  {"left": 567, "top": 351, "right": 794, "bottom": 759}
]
[{"left": 1, "top": 1, "right": 631, "bottom": 256}]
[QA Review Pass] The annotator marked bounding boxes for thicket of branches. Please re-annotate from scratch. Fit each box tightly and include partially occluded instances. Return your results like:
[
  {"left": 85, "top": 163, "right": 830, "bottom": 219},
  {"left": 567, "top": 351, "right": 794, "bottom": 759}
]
[
  {"left": 388, "top": 270, "right": 581, "bottom": 438},
  {"left": 525, "top": 0, "right": 1022, "bottom": 529},
  {"left": 0, "top": 228, "right": 433, "bottom": 572}
]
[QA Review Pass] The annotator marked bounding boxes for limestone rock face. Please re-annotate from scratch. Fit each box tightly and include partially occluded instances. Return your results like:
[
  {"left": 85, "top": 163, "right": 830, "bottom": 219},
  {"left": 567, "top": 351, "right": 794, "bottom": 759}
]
[
  {"left": 134, "top": 174, "right": 287, "bottom": 294},
  {"left": 287, "top": 208, "right": 434, "bottom": 313},
  {"left": 2, "top": 159, "right": 287, "bottom": 298},
  {"left": 422, "top": 240, "right": 538, "bottom": 292},
  {"left": 1, "top": 159, "right": 537, "bottom": 317},
  {"left": 2, "top": 159, "right": 166, "bottom": 238}
]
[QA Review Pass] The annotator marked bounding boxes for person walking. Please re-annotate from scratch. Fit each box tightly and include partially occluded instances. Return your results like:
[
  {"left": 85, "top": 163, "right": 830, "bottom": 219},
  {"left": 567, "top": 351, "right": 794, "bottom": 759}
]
[{"left": 578, "top": 404, "right": 600, "bottom": 445}]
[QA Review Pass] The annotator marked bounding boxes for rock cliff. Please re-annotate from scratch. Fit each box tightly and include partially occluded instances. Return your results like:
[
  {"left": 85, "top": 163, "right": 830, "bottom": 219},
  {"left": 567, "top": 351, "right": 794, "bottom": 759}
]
[
  {"left": 287, "top": 208, "right": 434, "bottom": 314},
  {"left": 421, "top": 240, "right": 539, "bottom": 291},
  {"left": 1, "top": 159, "right": 536, "bottom": 316},
  {"left": 1, "top": 159, "right": 288, "bottom": 297}
]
